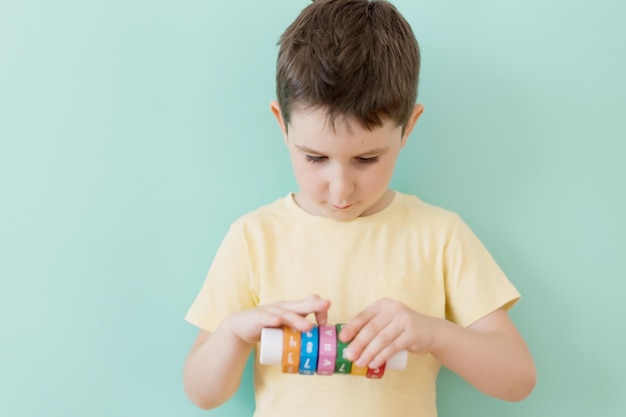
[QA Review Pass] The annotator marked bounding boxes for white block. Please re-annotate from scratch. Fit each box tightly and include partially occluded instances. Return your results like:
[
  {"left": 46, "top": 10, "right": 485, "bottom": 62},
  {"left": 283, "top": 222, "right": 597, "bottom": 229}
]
[{"left": 259, "top": 327, "right": 283, "bottom": 365}]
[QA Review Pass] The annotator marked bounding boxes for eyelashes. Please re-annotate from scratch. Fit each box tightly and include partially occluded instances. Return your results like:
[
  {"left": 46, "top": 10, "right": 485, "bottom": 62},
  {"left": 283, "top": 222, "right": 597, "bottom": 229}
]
[
  {"left": 305, "top": 155, "right": 379, "bottom": 165},
  {"left": 357, "top": 156, "right": 379, "bottom": 165},
  {"left": 305, "top": 155, "right": 327, "bottom": 164}
]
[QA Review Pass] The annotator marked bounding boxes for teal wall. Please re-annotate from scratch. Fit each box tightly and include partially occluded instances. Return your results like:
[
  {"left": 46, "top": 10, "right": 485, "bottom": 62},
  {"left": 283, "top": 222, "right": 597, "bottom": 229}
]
[{"left": 1, "top": 1, "right": 624, "bottom": 416}]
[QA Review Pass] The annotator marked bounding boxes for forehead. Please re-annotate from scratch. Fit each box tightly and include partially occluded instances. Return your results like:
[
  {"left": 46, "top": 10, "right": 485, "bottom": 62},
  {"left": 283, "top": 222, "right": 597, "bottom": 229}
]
[{"left": 288, "top": 106, "right": 402, "bottom": 144}]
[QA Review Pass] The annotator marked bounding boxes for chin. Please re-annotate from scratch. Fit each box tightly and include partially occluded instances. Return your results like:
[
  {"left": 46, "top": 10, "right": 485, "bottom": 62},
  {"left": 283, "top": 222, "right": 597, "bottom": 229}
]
[
  {"left": 330, "top": 214, "right": 357, "bottom": 222},
  {"left": 323, "top": 208, "right": 361, "bottom": 222}
]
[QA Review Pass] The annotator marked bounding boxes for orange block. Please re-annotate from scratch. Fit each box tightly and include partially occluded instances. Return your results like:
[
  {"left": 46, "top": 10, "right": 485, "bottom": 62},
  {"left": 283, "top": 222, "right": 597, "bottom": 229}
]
[{"left": 281, "top": 326, "right": 301, "bottom": 373}]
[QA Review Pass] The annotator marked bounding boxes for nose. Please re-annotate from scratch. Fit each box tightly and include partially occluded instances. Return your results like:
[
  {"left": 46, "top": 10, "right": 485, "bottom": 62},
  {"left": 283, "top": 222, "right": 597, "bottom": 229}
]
[{"left": 328, "top": 165, "right": 354, "bottom": 202}]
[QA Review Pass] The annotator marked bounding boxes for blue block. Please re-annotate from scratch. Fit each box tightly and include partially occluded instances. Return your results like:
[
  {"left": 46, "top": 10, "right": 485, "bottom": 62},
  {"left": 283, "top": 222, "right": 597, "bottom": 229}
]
[{"left": 298, "top": 326, "right": 319, "bottom": 375}]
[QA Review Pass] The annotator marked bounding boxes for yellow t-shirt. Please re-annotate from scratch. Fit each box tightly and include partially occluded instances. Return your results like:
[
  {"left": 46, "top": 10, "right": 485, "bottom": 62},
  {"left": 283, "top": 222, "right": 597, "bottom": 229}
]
[{"left": 186, "top": 192, "right": 520, "bottom": 417}]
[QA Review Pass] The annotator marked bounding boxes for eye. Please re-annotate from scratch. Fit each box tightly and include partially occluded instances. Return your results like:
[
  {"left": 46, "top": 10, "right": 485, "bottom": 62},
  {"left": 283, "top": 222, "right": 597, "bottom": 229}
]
[
  {"left": 356, "top": 156, "right": 379, "bottom": 165},
  {"left": 305, "top": 155, "right": 327, "bottom": 164}
]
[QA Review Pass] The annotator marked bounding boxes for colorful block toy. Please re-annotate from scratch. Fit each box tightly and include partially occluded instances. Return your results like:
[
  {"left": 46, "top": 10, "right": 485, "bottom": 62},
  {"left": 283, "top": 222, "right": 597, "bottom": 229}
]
[{"left": 259, "top": 324, "right": 408, "bottom": 378}]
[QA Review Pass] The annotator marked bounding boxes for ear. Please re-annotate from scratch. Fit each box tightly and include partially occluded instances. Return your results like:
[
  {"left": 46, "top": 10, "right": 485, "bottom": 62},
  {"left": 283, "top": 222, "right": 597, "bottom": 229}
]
[
  {"left": 270, "top": 100, "right": 288, "bottom": 142},
  {"left": 401, "top": 104, "right": 424, "bottom": 145}
]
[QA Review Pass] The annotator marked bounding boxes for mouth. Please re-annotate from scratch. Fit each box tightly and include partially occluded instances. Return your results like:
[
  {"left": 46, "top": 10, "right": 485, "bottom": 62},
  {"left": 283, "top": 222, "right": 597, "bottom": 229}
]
[{"left": 331, "top": 204, "right": 353, "bottom": 210}]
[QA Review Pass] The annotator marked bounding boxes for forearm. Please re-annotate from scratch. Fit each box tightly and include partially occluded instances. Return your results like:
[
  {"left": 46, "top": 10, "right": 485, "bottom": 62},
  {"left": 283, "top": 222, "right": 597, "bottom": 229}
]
[
  {"left": 183, "top": 295, "right": 331, "bottom": 409},
  {"left": 429, "top": 316, "right": 536, "bottom": 401},
  {"left": 183, "top": 321, "right": 254, "bottom": 409}
]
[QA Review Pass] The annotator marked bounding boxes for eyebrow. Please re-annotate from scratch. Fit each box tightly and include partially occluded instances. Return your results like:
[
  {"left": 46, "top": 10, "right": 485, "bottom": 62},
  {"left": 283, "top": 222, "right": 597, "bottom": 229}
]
[{"left": 294, "top": 144, "right": 390, "bottom": 156}]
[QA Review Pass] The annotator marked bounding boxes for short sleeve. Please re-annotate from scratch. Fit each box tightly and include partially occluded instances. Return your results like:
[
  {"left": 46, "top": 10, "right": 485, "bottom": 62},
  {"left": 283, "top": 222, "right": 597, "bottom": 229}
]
[
  {"left": 185, "top": 223, "right": 259, "bottom": 331},
  {"left": 444, "top": 215, "right": 520, "bottom": 327}
]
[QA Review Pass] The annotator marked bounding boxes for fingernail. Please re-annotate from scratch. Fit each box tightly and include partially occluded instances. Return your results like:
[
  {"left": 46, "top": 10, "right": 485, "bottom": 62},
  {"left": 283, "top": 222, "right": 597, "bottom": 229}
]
[{"left": 343, "top": 348, "right": 354, "bottom": 361}]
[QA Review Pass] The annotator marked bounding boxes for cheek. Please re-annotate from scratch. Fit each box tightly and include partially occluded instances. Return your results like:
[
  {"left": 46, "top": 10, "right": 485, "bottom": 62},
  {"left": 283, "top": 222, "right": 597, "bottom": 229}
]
[
  {"left": 364, "top": 161, "right": 395, "bottom": 188},
  {"left": 369, "top": 162, "right": 393, "bottom": 181},
  {"left": 292, "top": 161, "right": 321, "bottom": 190}
]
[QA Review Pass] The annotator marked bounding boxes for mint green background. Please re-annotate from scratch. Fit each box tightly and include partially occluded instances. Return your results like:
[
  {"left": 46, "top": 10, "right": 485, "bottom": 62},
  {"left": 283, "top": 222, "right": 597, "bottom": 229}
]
[{"left": 1, "top": 1, "right": 624, "bottom": 416}]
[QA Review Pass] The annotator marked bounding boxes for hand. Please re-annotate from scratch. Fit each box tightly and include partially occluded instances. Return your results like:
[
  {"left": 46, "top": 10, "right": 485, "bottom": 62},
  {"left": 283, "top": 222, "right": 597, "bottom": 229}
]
[
  {"left": 225, "top": 294, "right": 331, "bottom": 345},
  {"left": 339, "top": 298, "right": 436, "bottom": 369}
]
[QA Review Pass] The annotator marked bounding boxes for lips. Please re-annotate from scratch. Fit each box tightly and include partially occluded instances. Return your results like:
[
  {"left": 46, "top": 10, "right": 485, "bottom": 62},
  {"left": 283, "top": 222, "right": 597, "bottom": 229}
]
[{"left": 331, "top": 204, "right": 353, "bottom": 210}]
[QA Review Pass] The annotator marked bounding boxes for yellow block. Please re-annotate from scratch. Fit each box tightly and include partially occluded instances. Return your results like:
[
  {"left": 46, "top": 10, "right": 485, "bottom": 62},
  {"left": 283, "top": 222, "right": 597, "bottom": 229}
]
[{"left": 350, "top": 363, "right": 368, "bottom": 376}]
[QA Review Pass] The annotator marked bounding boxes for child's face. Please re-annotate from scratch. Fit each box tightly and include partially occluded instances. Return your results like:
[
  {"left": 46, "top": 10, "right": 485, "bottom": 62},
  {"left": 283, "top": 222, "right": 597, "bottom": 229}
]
[{"left": 271, "top": 102, "right": 423, "bottom": 221}]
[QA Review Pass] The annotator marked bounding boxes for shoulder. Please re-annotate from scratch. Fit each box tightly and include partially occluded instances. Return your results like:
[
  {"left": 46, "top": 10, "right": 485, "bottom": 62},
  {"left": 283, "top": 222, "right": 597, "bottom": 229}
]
[
  {"left": 396, "top": 192, "right": 462, "bottom": 228},
  {"left": 230, "top": 195, "right": 292, "bottom": 232}
]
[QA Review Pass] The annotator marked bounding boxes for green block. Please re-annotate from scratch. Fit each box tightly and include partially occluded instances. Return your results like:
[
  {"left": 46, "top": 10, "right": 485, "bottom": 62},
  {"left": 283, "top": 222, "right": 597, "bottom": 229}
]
[{"left": 334, "top": 324, "right": 352, "bottom": 374}]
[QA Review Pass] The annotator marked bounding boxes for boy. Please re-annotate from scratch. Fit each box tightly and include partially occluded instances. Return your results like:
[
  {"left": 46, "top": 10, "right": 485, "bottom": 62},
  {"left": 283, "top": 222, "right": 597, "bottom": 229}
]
[{"left": 183, "top": 1, "right": 536, "bottom": 416}]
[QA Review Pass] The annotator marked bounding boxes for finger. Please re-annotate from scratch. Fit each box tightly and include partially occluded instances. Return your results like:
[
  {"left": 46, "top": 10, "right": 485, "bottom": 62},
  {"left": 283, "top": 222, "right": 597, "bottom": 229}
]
[
  {"left": 279, "top": 294, "right": 331, "bottom": 317},
  {"left": 355, "top": 307, "right": 427, "bottom": 367},
  {"left": 340, "top": 308, "right": 387, "bottom": 362},
  {"left": 262, "top": 306, "right": 315, "bottom": 332},
  {"left": 314, "top": 298, "right": 331, "bottom": 326},
  {"left": 228, "top": 307, "right": 309, "bottom": 344},
  {"left": 344, "top": 313, "right": 394, "bottom": 364},
  {"left": 357, "top": 327, "right": 405, "bottom": 368},
  {"left": 338, "top": 303, "right": 378, "bottom": 343},
  {"left": 262, "top": 295, "right": 331, "bottom": 332}
]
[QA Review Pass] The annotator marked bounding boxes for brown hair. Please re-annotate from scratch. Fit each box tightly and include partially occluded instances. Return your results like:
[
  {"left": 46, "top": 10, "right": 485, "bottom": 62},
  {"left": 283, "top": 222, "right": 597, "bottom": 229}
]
[{"left": 276, "top": 0, "right": 420, "bottom": 131}]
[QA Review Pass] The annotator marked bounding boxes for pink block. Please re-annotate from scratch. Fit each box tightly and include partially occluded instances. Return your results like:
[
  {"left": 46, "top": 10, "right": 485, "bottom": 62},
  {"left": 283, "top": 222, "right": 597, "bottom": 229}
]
[{"left": 316, "top": 325, "right": 337, "bottom": 375}]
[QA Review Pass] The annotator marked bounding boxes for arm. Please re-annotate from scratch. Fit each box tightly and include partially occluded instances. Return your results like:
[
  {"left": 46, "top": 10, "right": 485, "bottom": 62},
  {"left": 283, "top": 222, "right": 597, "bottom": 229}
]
[
  {"left": 183, "top": 295, "right": 331, "bottom": 409},
  {"left": 183, "top": 326, "right": 252, "bottom": 410},
  {"left": 430, "top": 307, "right": 536, "bottom": 401},
  {"left": 339, "top": 301, "right": 536, "bottom": 402}
]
